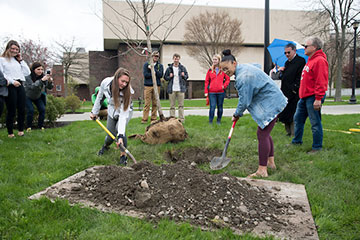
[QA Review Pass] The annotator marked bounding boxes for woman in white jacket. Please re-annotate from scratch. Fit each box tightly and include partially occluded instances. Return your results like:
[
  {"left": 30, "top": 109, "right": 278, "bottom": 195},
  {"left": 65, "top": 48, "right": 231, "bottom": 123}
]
[
  {"left": 90, "top": 68, "right": 133, "bottom": 165},
  {"left": 0, "top": 40, "right": 30, "bottom": 138}
]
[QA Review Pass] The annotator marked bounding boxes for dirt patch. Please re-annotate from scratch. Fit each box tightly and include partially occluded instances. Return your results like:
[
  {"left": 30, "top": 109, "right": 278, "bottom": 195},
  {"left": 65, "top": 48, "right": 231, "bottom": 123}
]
[{"left": 165, "top": 147, "right": 222, "bottom": 165}]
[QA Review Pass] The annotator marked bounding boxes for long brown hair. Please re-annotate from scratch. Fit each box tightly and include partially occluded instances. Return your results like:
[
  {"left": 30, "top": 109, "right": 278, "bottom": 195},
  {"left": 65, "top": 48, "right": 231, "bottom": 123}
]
[
  {"left": 2, "top": 40, "right": 20, "bottom": 59},
  {"left": 112, "top": 67, "right": 131, "bottom": 110}
]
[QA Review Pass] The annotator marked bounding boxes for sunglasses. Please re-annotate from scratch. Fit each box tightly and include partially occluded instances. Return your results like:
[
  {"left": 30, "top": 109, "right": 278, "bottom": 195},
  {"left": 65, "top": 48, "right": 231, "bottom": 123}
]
[
  {"left": 304, "top": 45, "right": 312, "bottom": 49},
  {"left": 284, "top": 51, "right": 291, "bottom": 55}
]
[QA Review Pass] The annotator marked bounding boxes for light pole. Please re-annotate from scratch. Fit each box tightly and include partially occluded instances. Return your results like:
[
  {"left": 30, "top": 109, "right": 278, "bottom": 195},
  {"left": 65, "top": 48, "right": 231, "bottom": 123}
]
[{"left": 349, "top": 20, "right": 359, "bottom": 104}]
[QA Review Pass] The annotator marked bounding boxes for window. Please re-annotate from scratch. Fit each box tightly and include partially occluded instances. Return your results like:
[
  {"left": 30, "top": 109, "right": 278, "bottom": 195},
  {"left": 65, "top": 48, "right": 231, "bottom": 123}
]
[{"left": 56, "top": 85, "right": 62, "bottom": 91}]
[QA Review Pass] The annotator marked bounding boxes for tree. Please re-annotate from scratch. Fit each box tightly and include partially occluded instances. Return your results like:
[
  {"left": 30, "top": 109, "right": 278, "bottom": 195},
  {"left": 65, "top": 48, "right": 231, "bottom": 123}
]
[
  {"left": 184, "top": 10, "right": 244, "bottom": 70},
  {"left": 54, "top": 38, "right": 88, "bottom": 97},
  {"left": 300, "top": 0, "right": 360, "bottom": 101},
  {"left": 19, "top": 39, "right": 54, "bottom": 69},
  {"left": 102, "top": 0, "right": 194, "bottom": 120}
]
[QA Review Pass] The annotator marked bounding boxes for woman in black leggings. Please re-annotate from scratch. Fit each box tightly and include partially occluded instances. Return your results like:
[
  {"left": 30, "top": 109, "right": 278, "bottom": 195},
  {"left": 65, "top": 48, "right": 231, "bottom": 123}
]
[{"left": 0, "top": 40, "right": 30, "bottom": 138}]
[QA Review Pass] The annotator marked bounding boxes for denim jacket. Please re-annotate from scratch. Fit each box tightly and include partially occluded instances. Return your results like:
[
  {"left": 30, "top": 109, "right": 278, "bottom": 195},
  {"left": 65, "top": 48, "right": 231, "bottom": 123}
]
[{"left": 233, "top": 64, "right": 287, "bottom": 129}]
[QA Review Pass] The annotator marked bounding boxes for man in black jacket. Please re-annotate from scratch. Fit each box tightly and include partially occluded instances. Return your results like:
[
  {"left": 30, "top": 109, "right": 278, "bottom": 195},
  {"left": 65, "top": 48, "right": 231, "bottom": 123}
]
[
  {"left": 164, "top": 53, "right": 188, "bottom": 122},
  {"left": 141, "top": 51, "right": 164, "bottom": 124},
  {"left": 278, "top": 43, "right": 306, "bottom": 136}
]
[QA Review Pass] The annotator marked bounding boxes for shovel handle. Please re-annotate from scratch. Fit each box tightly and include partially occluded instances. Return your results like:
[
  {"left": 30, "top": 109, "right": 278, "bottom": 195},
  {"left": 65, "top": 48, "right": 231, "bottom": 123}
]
[
  {"left": 222, "top": 119, "right": 238, "bottom": 157},
  {"left": 95, "top": 119, "right": 137, "bottom": 164}
]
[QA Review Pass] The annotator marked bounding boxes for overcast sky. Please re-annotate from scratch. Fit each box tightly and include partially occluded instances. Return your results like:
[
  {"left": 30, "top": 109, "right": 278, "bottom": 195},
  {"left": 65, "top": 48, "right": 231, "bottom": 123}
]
[{"left": 0, "top": 0, "right": 305, "bottom": 51}]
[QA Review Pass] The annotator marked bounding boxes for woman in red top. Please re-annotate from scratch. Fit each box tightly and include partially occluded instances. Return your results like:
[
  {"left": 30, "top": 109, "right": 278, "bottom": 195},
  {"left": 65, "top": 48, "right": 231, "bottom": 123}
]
[{"left": 204, "top": 54, "right": 230, "bottom": 124}]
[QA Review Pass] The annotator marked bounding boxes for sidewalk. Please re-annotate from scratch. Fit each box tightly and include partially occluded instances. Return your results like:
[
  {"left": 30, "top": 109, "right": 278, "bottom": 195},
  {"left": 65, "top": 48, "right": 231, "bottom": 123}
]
[{"left": 58, "top": 104, "right": 360, "bottom": 122}]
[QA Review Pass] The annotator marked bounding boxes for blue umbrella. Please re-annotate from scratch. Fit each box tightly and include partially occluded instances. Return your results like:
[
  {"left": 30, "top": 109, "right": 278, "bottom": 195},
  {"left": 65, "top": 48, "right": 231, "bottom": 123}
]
[{"left": 267, "top": 38, "right": 308, "bottom": 67}]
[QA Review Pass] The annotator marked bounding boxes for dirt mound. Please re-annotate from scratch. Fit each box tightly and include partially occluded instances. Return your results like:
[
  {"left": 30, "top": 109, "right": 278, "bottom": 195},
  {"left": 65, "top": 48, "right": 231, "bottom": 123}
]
[
  {"left": 165, "top": 147, "right": 222, "bottom": 164},
  {"left": 129, "top": 117, "right": 187, "bottom": 144},
  {"left": 46, "top": 160, "right": 301, "bottom": 234}
]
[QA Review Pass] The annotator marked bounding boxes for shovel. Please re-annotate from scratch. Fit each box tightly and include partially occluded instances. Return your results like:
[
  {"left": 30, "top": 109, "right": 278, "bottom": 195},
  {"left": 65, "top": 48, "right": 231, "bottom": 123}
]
[
  {"left": 95, "top": 119, "right": 137, "bottom": 164},
  {"left": 210, "top": 119, "right": 237, "bottom": 170}
]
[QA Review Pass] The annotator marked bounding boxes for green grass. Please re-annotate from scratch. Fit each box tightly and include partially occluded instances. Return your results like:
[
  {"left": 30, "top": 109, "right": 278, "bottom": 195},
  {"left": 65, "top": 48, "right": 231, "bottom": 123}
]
[{"left": 1, "top": 114, "right": 359, "bottom": 239}]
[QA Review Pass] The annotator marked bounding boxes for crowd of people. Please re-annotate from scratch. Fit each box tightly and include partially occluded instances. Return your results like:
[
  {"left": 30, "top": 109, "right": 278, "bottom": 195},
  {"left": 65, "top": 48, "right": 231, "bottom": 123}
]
[
  {"left": 1, "top": 36, "right": 330, "bottom": 177},
  {"left": 0, "top": 40, "right": 53, "bottom": 138}
]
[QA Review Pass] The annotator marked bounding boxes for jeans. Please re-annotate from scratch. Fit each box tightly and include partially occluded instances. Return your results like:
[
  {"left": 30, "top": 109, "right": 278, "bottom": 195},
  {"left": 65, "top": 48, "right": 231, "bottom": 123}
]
[
  {"left": 26, "top": 96, "right": 46, "bottom": 128},
  {"left": 292, "top": 95, "right": 325, "bottom": 150},
  {"left": 209, "top": 92, "right": 225, "bottom": 123},
  {"left": 169, "top": 91, "right": 185, "bottom": 120}
]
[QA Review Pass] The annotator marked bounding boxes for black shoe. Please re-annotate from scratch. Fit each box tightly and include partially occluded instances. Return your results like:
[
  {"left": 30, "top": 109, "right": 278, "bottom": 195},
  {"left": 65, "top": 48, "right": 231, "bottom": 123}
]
[
  {"left": 118, "top": 155, "right": 128, "bottom": 166},
  {"left": 97, "top": 145, "right": 109, "bottom": 156}
]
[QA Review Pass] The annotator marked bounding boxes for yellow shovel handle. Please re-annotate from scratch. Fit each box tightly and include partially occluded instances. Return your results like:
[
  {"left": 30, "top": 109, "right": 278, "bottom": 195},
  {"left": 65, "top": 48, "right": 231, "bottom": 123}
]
[{"left": 96, "top": 119, "right": 116, "bottom": 140}]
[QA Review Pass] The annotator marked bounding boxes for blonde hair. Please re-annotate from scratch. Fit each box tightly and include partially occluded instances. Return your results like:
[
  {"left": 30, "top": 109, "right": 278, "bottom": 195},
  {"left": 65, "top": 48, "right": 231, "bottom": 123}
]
[
  {"left": 2, "top": 40, "right": 20, "bottom": 59},
  {"left": 112, "top": 68, "right": 131, "bottom": 110},
  {"left": 211, "top": 54, "right": 222, "bottom": 73}
]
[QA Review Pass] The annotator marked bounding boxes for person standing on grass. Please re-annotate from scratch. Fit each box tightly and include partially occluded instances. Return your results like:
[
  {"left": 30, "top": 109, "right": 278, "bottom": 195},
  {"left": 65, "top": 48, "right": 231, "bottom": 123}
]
[
  {"left": 204, "top": 54, "right": 230, "bottom": 124},
  {"left": 24, "top": 62, "right": 53, "bottom": 132},
  {"left": 0, "top": 70, "right": 8, "bottom": 118},
  {"left": 90, "top": 68, "right": 134, "bottom": 166},
  {"left": 164, "top": 53, "right": 189, "bottom": 123},
  {"left": 291, "top": 37, "right": 328, "bottom": 154},
  {"left": 141, "top": 51, "right": 163, "bottom": 124},
  {"left": 220, "top": 49, "right": 287, "bottom": 178},
  {"left": 277, "top": 43, "right": 306, "bottom": 136},
  {"left": 0, "top": 40, "right": 31, "bottom": 138}
]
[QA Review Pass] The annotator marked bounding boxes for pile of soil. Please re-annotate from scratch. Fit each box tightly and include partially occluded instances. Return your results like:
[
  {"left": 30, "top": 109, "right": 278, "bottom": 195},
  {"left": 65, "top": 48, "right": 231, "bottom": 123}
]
[{"left": 44, "top": 148, "right": 304, "bottom": 234}]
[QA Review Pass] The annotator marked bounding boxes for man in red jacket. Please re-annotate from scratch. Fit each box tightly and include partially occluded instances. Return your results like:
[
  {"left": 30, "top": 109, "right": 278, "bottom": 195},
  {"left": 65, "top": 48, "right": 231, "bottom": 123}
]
[{"left": 291, "top": 37, "right": 329, "bottom": 153}]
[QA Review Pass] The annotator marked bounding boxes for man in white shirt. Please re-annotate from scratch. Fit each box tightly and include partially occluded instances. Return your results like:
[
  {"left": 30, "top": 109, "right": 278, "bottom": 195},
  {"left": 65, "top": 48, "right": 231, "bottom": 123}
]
[{"left": 164, "top": 53, "right": 189, "bottom": 122}]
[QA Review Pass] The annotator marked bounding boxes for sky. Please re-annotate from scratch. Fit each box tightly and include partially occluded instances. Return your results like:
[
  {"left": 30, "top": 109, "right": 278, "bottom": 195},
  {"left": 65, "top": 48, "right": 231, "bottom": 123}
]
[{"left": 0, "top": 0, "right": 305, "bottom": 52}]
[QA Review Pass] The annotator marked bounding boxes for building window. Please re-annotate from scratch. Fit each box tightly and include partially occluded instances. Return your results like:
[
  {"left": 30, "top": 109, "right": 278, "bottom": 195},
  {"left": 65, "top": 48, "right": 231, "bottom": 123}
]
[{"left": 56, "top": 85, "right": 62, "bottom": 91}]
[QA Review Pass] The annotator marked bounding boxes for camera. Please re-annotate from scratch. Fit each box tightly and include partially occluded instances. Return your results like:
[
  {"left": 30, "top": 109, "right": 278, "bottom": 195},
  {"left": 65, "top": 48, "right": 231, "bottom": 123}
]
[{"left": 46, "top": 70, "right": 51, "bottom": 75}]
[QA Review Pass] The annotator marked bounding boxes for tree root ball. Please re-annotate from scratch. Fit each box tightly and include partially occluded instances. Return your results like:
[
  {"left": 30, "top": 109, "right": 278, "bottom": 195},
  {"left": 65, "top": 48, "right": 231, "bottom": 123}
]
[{"left": 129, "top": 117, "right": 188, "bottom": 144}]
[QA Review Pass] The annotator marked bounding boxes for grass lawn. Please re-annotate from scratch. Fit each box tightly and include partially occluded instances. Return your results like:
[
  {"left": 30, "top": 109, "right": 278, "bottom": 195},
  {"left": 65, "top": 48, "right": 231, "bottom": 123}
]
[{"left": 0, "top": 114, "right": 359, "bottom": 239}]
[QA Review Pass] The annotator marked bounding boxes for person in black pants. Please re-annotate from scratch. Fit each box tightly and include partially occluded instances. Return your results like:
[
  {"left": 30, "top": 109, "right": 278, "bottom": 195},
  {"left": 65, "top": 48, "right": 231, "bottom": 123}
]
[
  {"left": 0, "top": 40, "right": 30, "bottom": 138},
  {"left": 0, "top": 70, "right": 8, "bottom": 118},
  {"left": 277, "top": 43, "right": 306, "bottom": 136}
]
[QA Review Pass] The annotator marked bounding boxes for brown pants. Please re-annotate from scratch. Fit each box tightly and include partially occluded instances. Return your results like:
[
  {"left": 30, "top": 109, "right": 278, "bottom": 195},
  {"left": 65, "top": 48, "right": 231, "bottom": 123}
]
[{"left": 142, "top": 86, "right": 160, "bottom": 122}]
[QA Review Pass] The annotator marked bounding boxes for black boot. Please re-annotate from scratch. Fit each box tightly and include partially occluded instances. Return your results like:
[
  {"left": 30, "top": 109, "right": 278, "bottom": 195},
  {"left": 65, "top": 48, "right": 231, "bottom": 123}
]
[
  {"left": 97, "top": 145, "right": 109, "bottom": 156},
  {"left": 118, "top": 155, "right": 128, "bottom": 166},
  {"left": 284, "top": 123, "right": 291, "bottom": 136}
]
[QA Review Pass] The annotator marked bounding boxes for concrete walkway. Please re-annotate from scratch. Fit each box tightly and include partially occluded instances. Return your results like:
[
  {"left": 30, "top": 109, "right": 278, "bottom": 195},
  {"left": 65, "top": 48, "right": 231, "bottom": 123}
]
[{"left": 58, "top": 104, "right": 360, "bottom": 122}]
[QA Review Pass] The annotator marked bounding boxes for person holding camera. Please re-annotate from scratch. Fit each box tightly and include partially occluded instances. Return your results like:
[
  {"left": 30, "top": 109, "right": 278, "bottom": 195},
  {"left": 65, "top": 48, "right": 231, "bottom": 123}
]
[
  {"left": 0, "top": 40, "right": 30, "bottom": 138},
  {"left": 24, "top": 62, "right": 53, "bottom": 131}
]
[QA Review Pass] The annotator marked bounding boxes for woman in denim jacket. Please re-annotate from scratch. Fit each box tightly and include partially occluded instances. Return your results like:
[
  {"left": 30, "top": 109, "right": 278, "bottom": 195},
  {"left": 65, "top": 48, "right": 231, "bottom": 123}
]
[{"left": 220, "top": 49, "right": 287, "bottom": 178}]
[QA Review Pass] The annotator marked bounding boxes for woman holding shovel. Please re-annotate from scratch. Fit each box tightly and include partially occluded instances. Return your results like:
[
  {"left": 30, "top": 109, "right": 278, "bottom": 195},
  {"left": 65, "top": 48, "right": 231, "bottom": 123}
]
[
  {"left": 220, "top": 49, "right": 287, "bottom": 178},
  {"left": 90, "top": 68, "right": 133, "bottom": 165}
]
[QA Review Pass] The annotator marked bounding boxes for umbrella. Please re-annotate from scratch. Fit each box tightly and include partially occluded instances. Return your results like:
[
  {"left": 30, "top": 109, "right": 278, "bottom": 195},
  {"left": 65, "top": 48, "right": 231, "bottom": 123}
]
[{"left": 267, "top": 38, "right": 308, "bottom": 67}]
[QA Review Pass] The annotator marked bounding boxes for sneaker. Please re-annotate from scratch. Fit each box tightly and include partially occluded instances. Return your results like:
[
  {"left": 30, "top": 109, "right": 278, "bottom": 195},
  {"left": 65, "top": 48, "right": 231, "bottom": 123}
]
[
  {"left": 307, "top": 149, "right": 321, "bottom": 154},
  {"left": 141, "top": 120, "right": 147, "bottom": 124},
  {"left": 26, "top": 128, "right": 32, "bottom": 132},
  {"left": 97, "top": 145, "right": 109, "bottom": 156},
  {"left": 118, "top": 155, "right": 128, "bottom": 166}
]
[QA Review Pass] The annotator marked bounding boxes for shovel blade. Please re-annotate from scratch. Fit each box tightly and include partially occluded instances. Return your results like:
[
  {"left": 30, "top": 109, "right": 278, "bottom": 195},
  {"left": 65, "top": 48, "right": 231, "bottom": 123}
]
[{"left": 210, "top": 156, "right": 231, "bottom": 170}]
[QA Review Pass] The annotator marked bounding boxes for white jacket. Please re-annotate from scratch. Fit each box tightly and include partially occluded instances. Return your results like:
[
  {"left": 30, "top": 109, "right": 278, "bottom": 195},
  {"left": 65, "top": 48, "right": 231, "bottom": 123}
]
[{"left": 91, "top": 77, "right": 134, "bottom": 135}]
